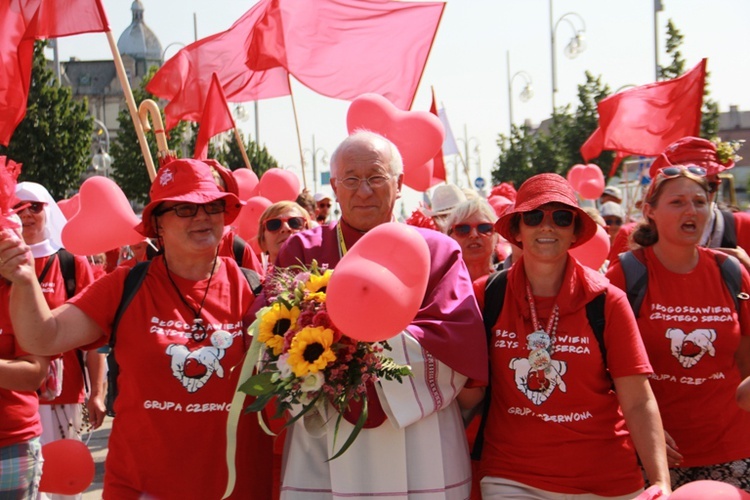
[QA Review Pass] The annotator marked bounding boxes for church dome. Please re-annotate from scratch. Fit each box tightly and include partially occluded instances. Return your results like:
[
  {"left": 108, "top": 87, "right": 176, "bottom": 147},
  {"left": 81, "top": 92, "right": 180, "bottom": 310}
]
[{"left": 117, "top": 0, "right": 162, "bottom": 62}]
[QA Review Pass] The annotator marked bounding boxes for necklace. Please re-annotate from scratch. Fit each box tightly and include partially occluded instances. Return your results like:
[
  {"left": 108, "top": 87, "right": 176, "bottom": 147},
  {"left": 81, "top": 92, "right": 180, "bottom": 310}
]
[
  {"left": 524, "top": 279, "right": 560, "bottom": 355},
  {"left": 164, "top": 250, "right": 218, "bottom": 342}
]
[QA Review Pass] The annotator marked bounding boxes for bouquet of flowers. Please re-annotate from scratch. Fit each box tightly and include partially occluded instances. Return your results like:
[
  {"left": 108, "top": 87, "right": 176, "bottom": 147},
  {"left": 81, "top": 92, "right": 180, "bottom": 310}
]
[{"left": 239, "top": 260, "right": 412, "bottom": 459}]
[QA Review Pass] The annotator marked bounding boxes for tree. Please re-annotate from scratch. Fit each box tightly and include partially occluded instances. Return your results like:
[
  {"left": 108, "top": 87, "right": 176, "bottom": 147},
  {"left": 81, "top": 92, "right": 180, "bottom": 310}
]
[
  {"left": 659, "top": 19, "right": 719, "bottom": 138},
  {"left": 109, "top": 66, "right": 188, "bottom": 205},
  {"left": 217, "top": 130, "right": 278, "bottom": 177},
  {"left": 0, "top": 42, "right": 92, "bottom": 199}
]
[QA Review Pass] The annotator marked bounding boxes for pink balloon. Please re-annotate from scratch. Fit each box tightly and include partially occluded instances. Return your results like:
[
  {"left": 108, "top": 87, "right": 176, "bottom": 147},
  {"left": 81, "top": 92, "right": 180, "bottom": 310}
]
[
  {"left": 346, "top": 93, "right": 444, "bottom": 189},
  {"left": 488, "top": 195, "right": 513, "bottom": 217},
  {"left": 258, "top": 168, "right": 300, "bottom": 203},
  {"left": 233, "top": 168, "right": 259, "bottom": 201},
  {"left": 570, "top": 225, "right": 610, "bottom": 270},
  {"left": 670, "top": 480, "right": 750, "bottom": 500},
  {"left": 566, "top": 164, "right": 587, "bottom": 191},
  {"left": 61, "top": 177, "right": 143, "bottom": 256},
  {"left": 577, "top": 177, "right": 605, "bottom": 200},
  {"left": 235, "top": 196, "right": 272, "bottom": 242},
  {"left": 40, "top": 439, "right": 94, "bottom": 495},
  {"left": 403, "top": 159, "right": 434, "bottom": 193},
  {"left": 327, "top": 223, "right": 430, "bottom": 343},
  {"left": 57, "top": 194, "right": 80, "bottom": 220}
]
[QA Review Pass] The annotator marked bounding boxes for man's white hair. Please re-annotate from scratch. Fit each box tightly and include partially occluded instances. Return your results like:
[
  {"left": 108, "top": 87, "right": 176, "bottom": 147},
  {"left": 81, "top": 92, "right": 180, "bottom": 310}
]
[{"left": 330, "top": 130, "right": 404, "bottom": 177}]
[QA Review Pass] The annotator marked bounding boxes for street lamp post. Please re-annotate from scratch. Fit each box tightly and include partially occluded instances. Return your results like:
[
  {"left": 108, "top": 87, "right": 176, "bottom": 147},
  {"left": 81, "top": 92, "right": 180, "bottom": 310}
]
[
  {"left": 303, "top": 135, "right": 328, "bottom": 194},
  {"left": 161, "top": 42, "right": 186, "bottom": 62},
  {"left": 550, "top": 0, "right": 587, "bottom": 112},
  {"left": 91, "top": 119, "right": 112, "bottom": 178},
  {"left": 506, "top": 51, "right": 534, "bottom": 132},
  {"left": 456, "top": 125, "right": 480, "bottom": 189}
]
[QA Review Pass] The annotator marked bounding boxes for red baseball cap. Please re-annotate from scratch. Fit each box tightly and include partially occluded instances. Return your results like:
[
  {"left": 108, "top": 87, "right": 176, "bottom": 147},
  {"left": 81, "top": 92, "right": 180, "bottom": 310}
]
[
  {"left": 136, "top": 159, "right": 242, "bottom": 237},
  {"left": 649, "top": 136, "right": 734, "bottom": 178},
  {"left": 495, "top": 173, "right": 597, "bottom": 249}
]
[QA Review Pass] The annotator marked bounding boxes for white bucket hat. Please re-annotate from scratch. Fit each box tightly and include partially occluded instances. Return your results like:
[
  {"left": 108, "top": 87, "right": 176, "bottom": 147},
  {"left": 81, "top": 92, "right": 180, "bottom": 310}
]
[{"left": 423, "top": 184, "right": 466, "bottom": 217}]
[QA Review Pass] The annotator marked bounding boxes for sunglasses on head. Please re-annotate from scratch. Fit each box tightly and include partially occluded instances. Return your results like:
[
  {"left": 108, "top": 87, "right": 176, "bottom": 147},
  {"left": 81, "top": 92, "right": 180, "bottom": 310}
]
[
  {"left": 657, "top": 164, "right": 707, "bottom": 179},
  {"left": 521, "top": 208, "right": 576, "bottom": 228},
  {"left": 13, "top": 201, "right": 45, "bottom": 215},
  {"left": 452, "top": 222, "right": 494, "bottom": 236},
  {"left": 264, "top": 216, "right": 306, "bottom": 232}
]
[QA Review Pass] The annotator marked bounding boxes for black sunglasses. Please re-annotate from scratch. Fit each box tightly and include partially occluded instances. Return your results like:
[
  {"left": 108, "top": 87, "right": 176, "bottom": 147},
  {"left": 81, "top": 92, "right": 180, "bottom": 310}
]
[
  {"left": 13, "top": 201, "right": 46, "bottom": 215},
  {"left": 521, "top": 208, "right": 576, "bottom": 228},
  {"left": 156, "top": 200, "right": 226, "bottom": 218},
  {"left": 265, "top": 216, "right": 305, "bottom": 232},
  {"left": 452, "top": 223, "right": 494, "bottom": 236},
  {"left": 604, "top": 217, "right": 622, "bottom": 227}
]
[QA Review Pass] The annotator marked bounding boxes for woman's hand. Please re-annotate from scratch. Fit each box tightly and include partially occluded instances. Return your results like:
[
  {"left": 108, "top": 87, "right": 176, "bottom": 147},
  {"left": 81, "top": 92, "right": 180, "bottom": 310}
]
[
  {"left": 0, "top": 227, "right": 35, "bottom": 284},
  {"left": 664, "top": 429, "right": 683, "bottom": 467}
]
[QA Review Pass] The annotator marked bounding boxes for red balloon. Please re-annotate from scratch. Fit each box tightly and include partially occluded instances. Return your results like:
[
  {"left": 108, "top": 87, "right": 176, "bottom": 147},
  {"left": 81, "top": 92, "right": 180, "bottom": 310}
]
[
  {"left": 566, "top": 164, "right": 587, "bottom": 191},
  {"left": 327, "top": 223, "right": 430, "bottom": 343},
  {"left": 403, "top": 159, "right": 434, "bottom": 193},
  {"left": 233, "top": 168, "right": 259, "bottom": 201},
  {"left": 488, "top": 195, "right": 513, "bottom": 217},
  {"left": 569, "top": 224, "right": 610, "bottom": 270},
  {"left": 61, "top": 176, "right": 143, "bottom": 256},
  {"left": 40, "top": 439, "right": 95, "bottom": 495},
  {"left": 346, "top": 93, "right": 444, "bottom": 186},
  {"left": 235, "top": 196, "right": 272, "bottom": 242},
  {"left": 258, "top": 168, "right": 300, "bottom": 203},
  {"left": 577, "top": 177, "right": 605, "bottom": 200},
  {"left": 57, "top": 194, "right": 80, "bottom": 220},
  {"left": 669, "top": 480, "right": 750, "bottom": 500}
]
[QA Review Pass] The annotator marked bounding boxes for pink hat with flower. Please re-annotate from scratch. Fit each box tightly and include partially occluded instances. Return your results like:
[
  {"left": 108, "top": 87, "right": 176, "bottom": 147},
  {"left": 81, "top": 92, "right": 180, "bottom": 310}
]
[
  {"left": 136, "top": 159, "right": 242, "bottom": 237},
  {"left": 649, "top": 137, "right": 734, "bottom": 178},
  {"left": 494, "top": 173, "right": 597, "bottom": 249}
]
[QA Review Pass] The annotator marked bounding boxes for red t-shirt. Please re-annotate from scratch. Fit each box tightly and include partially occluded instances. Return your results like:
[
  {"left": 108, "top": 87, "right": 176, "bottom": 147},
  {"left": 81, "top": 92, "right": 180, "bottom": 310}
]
[
  {"left": 607, "top": 246, "right": 750, "bottom": 467},
  {"left": 69, "top": 256, "right": 272, "bottom": 499},
  {"left": 475, "top": 257, "right": 652, "bottom": 496},
  {"left": 0, "top": 287, "right": 42, "bottom": 447},
  {"left": 36, "top": 253, "right": 95, "bottom": 405}
]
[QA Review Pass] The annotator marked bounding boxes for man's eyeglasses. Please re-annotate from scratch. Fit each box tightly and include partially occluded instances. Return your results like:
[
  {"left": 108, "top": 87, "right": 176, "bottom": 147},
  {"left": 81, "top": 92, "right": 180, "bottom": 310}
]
[
  {"left": 452, "top": 223, "right": 494, "bottom": 237},
  {"left": 264, "top": 216, "right": 306, "bottom": 232},
  {"left": 156, "top": 200, "right": 226, "bottom": 218},
  {"left": 604, "top": 217, "right": 623, "bottom": 227},
  {"left": 335, "top": 175, "right": 391, "bottom": 190},
  {"left": 13, "top": 201, "right": 45, "bottom": 215},
  {"left": 521, "top": 208, "right": 576, "bottom": 228}
]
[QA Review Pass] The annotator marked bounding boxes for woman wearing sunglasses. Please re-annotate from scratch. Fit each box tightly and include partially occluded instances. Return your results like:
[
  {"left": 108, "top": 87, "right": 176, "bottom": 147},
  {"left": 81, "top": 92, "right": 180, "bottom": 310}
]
[
  {"left": 607, "top": 165, "right": 750, "bottom": 492},
  {"left": 471, "top": 173, "right": 670, "bottom": 498},
  {"left": 444, "top": 198, "right": 498, "bottom": 282},
  {"left": 257, "top": 201, "right": 311, "bottom": 268}
]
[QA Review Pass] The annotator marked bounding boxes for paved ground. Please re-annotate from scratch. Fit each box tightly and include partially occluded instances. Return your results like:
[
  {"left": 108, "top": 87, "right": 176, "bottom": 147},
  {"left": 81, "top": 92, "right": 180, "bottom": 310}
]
[{"left": 81, "top": 416, "right": 111, "bottom": 499}]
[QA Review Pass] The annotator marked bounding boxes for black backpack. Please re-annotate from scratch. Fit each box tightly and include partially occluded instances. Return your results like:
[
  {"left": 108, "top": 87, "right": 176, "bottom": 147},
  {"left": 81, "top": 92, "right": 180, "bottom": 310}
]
[
  {"left": 470, "top": 269, "right": 607, "bottom": 460},
  {"left": 104, "top": 261, "right": 262, "bottom": 417}
]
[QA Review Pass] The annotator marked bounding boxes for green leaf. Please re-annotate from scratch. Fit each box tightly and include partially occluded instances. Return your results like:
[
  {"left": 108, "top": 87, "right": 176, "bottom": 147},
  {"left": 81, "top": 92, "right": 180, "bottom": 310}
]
[
  {"left": 238, "top": 372, "right": 276, "bottom": 396},
  {"left": 244, "top": 392, "right": 274, "bottom": 413},
  {"left": 327, "top": 394, "right": 367, "bottom": 461}
]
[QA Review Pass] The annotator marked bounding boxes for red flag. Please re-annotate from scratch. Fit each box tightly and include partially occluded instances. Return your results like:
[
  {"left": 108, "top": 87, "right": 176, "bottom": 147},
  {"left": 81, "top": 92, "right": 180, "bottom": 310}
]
[
  {"left": 429, "top": 89, "right": 446, "bottom": 186},
  {"left": 246, "top": 0, "right": 445, "bottom": 110},
  {"left": 580, "top": 59, "right": 706, "bottom": 162},
  {"left": 0, "top": 0, "right": 109, "bottom": 146},
  {"left": 146, "top": 0, "right": 291, "bottom": 131},
  {"left": 193, "top": 74, "right": 236, "bottom": 160}
]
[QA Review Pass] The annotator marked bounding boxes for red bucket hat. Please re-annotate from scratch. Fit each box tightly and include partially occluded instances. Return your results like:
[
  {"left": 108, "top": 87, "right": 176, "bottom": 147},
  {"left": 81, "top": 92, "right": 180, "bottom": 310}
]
[
  {"left": 494, "top": 173, "right": 597, "bottom": 249},
  {"left": 649, "top": 137, "right": 734, "bottom": 178},
  {"left": 136, "top": 159, "right": 242, "bottom": 237}
]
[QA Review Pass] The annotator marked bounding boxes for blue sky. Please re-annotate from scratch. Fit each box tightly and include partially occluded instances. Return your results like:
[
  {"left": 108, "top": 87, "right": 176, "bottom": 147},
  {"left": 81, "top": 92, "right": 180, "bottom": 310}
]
[{"left": 56, "top": 0, "right": 750, "bottom": 213}]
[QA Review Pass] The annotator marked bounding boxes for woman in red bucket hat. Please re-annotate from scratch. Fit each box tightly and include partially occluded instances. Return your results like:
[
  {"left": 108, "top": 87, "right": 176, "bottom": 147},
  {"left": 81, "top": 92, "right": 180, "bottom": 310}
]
[
  {"left": 470, "top": 173, "right": 671, "bottom": 498},
  {"left": 0, "top": 159, "right": 272, "bottom": 499}
]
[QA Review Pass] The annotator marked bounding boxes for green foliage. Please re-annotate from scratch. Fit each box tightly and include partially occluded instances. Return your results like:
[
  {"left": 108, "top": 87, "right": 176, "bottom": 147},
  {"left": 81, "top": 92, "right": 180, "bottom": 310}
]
[
  {"left": 109, "top": 66, "right": 187, "bottom": 205},
  {"left": 492, "top": 72, "right": 612, "bottom": 187},
  {"left": 216, "top": 128, "right": 278, "bottom": 177},
  {"left": 0, "top": 42, "right": 92, "bottom": 199}
]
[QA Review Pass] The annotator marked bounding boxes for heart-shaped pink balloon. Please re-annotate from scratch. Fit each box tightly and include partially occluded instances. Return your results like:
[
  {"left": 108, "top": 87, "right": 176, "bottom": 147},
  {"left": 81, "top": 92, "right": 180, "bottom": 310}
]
[
  {"left": 233, "top": 168, "right": 259, "bottom": 201},
  {"left": 57, "top": 194, "right": 80, "bottom": 220},
  {"left": 346, "top": 93, "right": 444, "bottom": 188},
  {"left": 235, "top": 196, "right": 272, "bottom": 242},
  {"left": 403, "top": 159, "right": 434, "bottom": 193},
  {"left": 257, "top": 168, "right": 300, "bottom": 203},
  {"left": 61, "top": 177, "right": 144, "bottom": 256}
]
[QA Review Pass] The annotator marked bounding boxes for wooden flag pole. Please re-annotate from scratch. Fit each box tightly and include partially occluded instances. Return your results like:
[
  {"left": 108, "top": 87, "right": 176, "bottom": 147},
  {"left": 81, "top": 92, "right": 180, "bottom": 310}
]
[
  {"left": 103, "top": 30, "right": 157, "bottom": 181},
  {"left": 233, "top": 127, "right": 253, "bottom": 170},
  {"left": 287, "top": 75, "right": 308, "bottom": 189}
]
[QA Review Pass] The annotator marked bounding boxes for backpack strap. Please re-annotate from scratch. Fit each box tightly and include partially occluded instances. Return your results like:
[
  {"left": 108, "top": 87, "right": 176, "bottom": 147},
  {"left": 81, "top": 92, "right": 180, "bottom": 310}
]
[
  {"left": 56, "top": 249, "right": 77, "bottom": 299},
  {"left": 619, "top": 249, "right": 648, "bottom": 318},
  {"left": 240, "top": 267, "right": 263, "bottom": 295},
  {"left": 233, "top": 235, "right": 248, "bottom": 268},
  {"left": 715, "top": 252, "right": 746, "bottom": 312},
  {"left": 105, "top": 261, "right": 151, "bottom": 417},
  {"left": 720, "top": 209, "right": 737, "bottom": 249},
  {"left": 471, "top": 270, "right": 508, "bottom": 461},
  {"left": 585, "top": 292, "right": 611, "bottom": 388}
]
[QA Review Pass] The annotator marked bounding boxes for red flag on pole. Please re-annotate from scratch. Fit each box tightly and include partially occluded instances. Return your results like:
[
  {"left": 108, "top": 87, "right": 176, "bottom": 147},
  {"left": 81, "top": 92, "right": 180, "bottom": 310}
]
[
  {"left": 146, "top": 0, "right": 291, "bottom": 131},
  {"left": 0, "top": 0, "right": 109, "bottom": 146},
  {"left": 246, "top": 0, "right": 445, "bottom": 111},
  {"left": 193, "top": 74, "right": 236, "bottom": 160},
  {"left": 429, "top": 89, "right": 446, "bottom": 186},
  {"left": 580, "top": 59, "right": 706, "bottom": 165}
]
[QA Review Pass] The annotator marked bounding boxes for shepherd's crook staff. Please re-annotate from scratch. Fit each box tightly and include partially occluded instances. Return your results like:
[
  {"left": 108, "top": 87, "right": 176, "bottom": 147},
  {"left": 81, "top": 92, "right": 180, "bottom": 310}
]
[{"left": 103, "top": 31, "right": 157, "bottom": 181}]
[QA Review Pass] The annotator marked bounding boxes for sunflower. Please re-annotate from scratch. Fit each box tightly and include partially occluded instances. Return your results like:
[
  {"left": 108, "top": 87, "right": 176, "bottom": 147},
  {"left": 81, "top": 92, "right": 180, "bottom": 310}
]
[
  {"left": 258, "top": 303, "right": 300, "bottom": 355},
  {"left": 305, "top": 269, "right": 332, "bottom": 298},
  {"left": 287, "top": 326, "right": 336, "bottom": 377}
]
